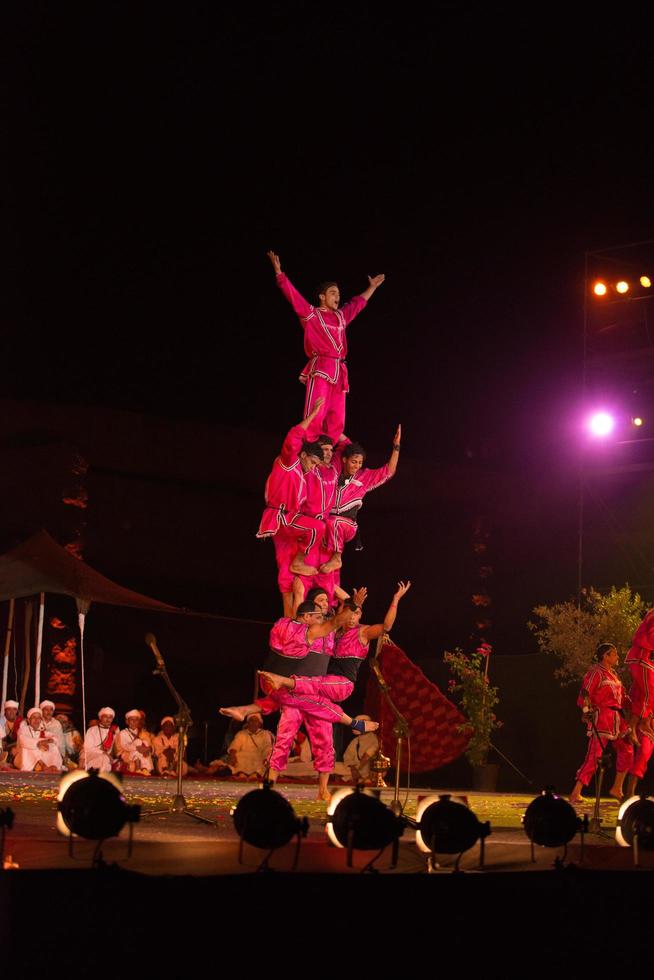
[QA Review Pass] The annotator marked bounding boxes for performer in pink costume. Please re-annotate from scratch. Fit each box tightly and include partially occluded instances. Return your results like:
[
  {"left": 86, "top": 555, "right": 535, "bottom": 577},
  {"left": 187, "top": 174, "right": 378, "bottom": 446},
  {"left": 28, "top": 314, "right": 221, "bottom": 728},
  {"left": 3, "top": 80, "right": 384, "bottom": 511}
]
[
  {"left": 220, "top": 597, "right": 374, "bottom": 801},
  {"left": 321, "top": 426, "right": 401, "bottom": 574},
  {"left": 569, "top": 642, "right": 634, "bottom": 804},
  {"left": 221, "top": 584, "right": 411, "bottom": 800},
  {"left": 625, "top": 609, "right": 654, "bottom": 740},
  {"left": 624, "top": 731, "right": 654, "bottom": 799},
  {"left": 275, "top": 433, "right": 348, "bottom": 608},
  {"left": 257, "top": 398, "right": 342, "bottom": 614},
  {"left": 267, "top": 250, "right": 385, "bottom": 442}
]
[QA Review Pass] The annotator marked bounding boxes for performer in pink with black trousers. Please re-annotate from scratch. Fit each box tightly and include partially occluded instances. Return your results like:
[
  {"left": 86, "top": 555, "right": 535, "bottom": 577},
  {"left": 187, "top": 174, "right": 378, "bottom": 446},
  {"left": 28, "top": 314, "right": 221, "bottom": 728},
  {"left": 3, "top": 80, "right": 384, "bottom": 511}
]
[
  {"left": 569, "top": 642, "right": 634, "bottom": 805},
  {"left": 267, "top": 250, "right": 385, "bottom": 443},
  {"left": 220, "top": 584, "right": 411, "bottom": 800},
  {"left": 625, "top": 608, "right": 654, "bottom": 740}
]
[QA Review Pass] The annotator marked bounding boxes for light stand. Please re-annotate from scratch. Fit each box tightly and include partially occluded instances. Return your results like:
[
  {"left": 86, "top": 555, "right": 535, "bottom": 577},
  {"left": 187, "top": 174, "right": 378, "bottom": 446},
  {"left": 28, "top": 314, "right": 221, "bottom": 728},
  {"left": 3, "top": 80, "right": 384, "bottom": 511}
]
[
  {"left": 586, "top": 709, "right": 615, "bottom": 837},
  {"left": 369, "top": 633, "right": 410, "bottom": 817},
  {"left": 142, "top": 633, "right": 215, "bottom": 826}
]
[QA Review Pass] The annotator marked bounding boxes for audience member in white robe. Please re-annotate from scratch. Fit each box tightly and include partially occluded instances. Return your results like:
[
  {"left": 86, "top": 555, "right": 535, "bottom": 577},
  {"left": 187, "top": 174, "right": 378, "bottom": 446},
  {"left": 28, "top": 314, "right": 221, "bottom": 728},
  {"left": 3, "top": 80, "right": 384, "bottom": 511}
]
[
  {"left": 153, "top": 716, "right": 188, "bottom": 777},
  {"left": 16, "top": 707, "right": 63, "bottom": 772},
  {"left": 83, "top": 708, "right": 118, "bottom": 771},
  {"left": 279, "top": 729, "right": 315, "bottom": 779},
  {"left": 56, "top": 713, "right": 83, "bottom": 768},
  {"left": 333, "top": 718, "right": 379, "bottom": 784},
  {"left": 1, "top": 700, "right": 23, "bottom": 767},
  {"left": 115, "top": 709, "right": 154, "bottom": 775},
  {"left": 227, "top": 713, "right": 274, "bottom": 779},
  {"left": 40, "top": 700, "right": 66, "bottom": 759}
]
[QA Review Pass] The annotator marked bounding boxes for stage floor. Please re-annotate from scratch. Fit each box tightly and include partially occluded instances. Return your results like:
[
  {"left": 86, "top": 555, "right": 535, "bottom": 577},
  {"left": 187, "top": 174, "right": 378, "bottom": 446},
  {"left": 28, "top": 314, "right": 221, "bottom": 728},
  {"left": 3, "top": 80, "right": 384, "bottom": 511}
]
[{"left": 0, "top": 771, "right": 642, "bottom": 876}]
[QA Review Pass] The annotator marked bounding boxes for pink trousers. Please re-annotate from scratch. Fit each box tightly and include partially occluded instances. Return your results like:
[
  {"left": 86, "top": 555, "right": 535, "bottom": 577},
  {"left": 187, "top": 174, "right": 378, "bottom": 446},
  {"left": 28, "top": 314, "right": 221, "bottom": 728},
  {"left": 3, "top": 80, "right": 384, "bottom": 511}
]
[
  {"left": 325, "top": 515, "right": 357, "bottom": 554},
  {"left": 630, "top": 733, "right": 654, "bottom": 780},
  {"left": 273, "top": 518, "right": 325, "bottom": 593},
  {"left": 628, "top": 662, "right": 654, "bottom": 720},
  {"left": 303, "top": 375, "right": 346, "bottom": 444},
  {"left": 575, "top": 735, "right": 634, "bottom": 786},
  {"left": 269, "top": 705, "right": 336, "bottom": 773}
]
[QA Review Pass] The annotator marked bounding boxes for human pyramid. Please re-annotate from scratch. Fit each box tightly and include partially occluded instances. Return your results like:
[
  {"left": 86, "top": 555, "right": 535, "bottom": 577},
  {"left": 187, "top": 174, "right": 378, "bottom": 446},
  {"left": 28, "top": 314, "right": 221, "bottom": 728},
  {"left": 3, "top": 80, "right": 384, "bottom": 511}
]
[{"left": 220, "top": 252, "right": 411, "bottom": 801}]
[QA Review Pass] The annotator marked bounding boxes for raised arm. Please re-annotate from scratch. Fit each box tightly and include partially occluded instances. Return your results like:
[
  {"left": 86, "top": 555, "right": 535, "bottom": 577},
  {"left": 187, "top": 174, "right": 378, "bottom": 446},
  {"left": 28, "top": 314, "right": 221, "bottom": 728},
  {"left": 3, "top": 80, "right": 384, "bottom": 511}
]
[
  {"left": 267, "top": 250, "right": 314, "bottom": 319},
  {"left": 387, "top": 424, "right": 401, "bottom": 477},
  {"left": 307, "top": 608, "right": 350, "bottom": 641},
  {"left": 359, "top": 273, "right": 386, "bottom": 302},
  {"left": 361, "top": 581, "right": 411, "bottom": 642},
  {"left": 279, "top": 397, "right": 325, "bottom": 464}
]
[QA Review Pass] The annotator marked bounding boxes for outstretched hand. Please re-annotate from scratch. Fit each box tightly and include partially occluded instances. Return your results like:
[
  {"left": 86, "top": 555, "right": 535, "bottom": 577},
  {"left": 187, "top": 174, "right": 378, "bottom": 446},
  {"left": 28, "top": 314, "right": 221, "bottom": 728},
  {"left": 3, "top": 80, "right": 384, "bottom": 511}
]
[
  {"left": 393, "top": 424, "right": 401, "bottom": 446},
  {"left": 352, "top": 586, "right": 368, "bottom": 607},
  {"left": 393, "top": 580, "right": 411, "bottom": 602},
  {"left": 267, "top": 250, "right": 282, "bottom": 275},
  {"left": 368, "top": 273, "right": 385, "bottom": 289}
]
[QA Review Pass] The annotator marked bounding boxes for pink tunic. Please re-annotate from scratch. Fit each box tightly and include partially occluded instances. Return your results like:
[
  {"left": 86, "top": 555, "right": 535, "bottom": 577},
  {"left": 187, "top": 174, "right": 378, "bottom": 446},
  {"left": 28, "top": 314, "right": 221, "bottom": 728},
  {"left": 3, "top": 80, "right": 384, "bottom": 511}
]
[
  {"left": 276, "top": 272, "right": 367, "bottom": 392},
  {"left": 574, "top": 664, "right": 633, "bottom": 786},
  {"left": 331, "top": 463, "right": 393, "bottom": 517},
  {"left": 625, "top": 612, "right": 654, "bottom": 719},
  {"left": 257, "top": 424, "right": 310, "bottom": 538}
]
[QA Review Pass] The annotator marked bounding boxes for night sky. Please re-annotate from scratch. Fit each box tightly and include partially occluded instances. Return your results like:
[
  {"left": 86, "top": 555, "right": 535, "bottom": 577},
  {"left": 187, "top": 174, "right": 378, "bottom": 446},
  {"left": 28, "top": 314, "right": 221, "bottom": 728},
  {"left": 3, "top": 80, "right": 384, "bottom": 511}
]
[{"left": 3, "top": 7, "right": 654, "bottom": 696}]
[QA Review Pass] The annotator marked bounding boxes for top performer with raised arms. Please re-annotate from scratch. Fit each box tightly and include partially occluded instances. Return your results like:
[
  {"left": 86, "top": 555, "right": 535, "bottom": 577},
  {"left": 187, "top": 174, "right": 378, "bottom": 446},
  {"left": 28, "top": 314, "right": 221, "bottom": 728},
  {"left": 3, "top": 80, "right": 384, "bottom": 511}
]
[{"left": 267, "top": 250, "right": 385, "bottom": 443}]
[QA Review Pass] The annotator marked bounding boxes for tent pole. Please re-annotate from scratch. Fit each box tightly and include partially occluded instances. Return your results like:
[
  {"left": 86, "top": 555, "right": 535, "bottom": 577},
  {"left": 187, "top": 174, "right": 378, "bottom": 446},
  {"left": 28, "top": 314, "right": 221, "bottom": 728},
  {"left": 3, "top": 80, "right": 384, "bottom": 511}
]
[
  {"left": 34, "top": 592, "right": 45, "bottom": 707},
  {"left": 78, "top": 610, "right": 87, "bottom": 735},
  {"left": 20, "top": 598, "right": 33, "bottom": 715},
  {"left": 1, "top": 598, "right": 15, "bottom": 709}
]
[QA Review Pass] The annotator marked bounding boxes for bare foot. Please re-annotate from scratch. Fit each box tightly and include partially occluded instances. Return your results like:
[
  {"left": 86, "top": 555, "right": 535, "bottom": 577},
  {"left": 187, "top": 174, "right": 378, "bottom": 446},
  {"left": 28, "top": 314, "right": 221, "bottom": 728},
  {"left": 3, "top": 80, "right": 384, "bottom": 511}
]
[
  {"left": 569, "top": 795, "right": 583, "bottom": 805},
  {"left": 219, "top": 706, "right": 246, "bottom": 722},
  {"left": 609, "top": 791, "right": 623, "bottom": 803},
  {"left": 316, "top": 788, "right": 332, "bottom": 803},
  {"left": 354, "top": 720, "right": 379, "bottom": 733},
  {"left": 289, "top": 557, "right": 319, "bottom": 576},
  {"left": 319, "top": 554, "right": 343, "bottom": 574},
  {"left": 258, "top": 670, "right": 285, "bottom": 692}
]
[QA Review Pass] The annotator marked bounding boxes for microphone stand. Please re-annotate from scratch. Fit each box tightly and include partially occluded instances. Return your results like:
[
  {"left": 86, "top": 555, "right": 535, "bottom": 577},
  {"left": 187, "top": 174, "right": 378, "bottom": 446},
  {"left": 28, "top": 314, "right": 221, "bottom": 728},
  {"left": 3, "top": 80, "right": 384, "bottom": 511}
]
[
  {"left": 586, "top": 706, "right": 619, "bottom": 838},
  {"left": 370, "top": 634, "right": 410, "bottom": 817},
  {"left": 142, "top": 633, "right": 215, "bottom": 826}
]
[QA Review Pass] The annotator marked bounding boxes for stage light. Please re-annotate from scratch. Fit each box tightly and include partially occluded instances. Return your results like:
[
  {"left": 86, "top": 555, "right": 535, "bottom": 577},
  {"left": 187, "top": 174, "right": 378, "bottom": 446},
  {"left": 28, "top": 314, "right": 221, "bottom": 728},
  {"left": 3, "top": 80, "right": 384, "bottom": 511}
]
[
  {"left": 523, "top": 788, "right": 582, "bottom": 857},
  {"left": 615, "top": 796, "right": 654, "bottom": 852},
  {"left": 231, "top": 783, "right": 308, "bottom": 852},
  {"left": 588, "top": 411, "right": 615, "bottom": 437},
  {"left": 640, "top": 276, "right": 651, "bottom": 288},
  {"left": 57, "top": 769, "right": 140, "bottom": 840},
  {"left": 325, "top": 786, "right": 405, "bottom": 868},
  {"left": 592, "top": 281, "right": 607, "bottom": 297},
  {"left": 632, "top": 417, "right": 644, "bottom": 427},
  {"left": 616, "top": 280, "right": 630, "bottom": 294},
  {"left": 415, "top": 793, "right": 491, "bottom": 871}
]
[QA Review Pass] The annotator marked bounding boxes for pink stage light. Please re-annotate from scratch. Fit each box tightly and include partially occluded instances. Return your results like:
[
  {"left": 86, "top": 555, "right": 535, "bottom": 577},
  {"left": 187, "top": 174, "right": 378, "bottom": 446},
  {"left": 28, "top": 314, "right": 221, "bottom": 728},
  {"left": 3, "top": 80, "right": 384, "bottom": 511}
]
[{"left": 588, "top": 411, "right": 615, "bottom": 437}]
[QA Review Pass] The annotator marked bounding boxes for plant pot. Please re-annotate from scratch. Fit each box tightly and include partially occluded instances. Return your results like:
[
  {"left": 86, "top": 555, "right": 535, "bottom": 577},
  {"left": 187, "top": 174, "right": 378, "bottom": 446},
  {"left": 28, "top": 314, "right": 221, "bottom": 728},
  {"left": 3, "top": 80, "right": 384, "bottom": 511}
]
[{"left": 471, "top": 762, "right": 499, "bottom": 792}]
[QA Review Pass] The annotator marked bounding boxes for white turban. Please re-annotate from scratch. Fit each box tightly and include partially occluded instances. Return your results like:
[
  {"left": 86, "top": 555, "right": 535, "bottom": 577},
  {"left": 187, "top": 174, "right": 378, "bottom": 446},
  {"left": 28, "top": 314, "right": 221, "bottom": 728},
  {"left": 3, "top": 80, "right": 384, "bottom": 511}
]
[
  {"left": 160, "top": 716, "right": 175, "bottom": 726},
  {"left": 39, "top": 700, "right": 55, "bottom": 710},
  {"left": 4, "top": 700, "right": 19, "bottom": 710},
  {"left": 98, "top": 707, "right": 115, "bottom": 719},
  {"left": 27, "top": 707, "right": 42, "bottom": 720},
  {"left": 125, "top": 709, "right": 141, "bottom": 719}
]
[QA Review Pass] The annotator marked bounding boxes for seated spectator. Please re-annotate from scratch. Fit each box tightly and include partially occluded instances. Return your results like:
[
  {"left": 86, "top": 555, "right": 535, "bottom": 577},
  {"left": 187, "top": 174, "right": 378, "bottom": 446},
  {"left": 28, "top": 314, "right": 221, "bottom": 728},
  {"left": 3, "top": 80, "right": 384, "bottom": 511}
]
[
  {"left": 279, "top": 729, "right": 315, "bottom": 779},
  {"left": 15, "top": 707, "right": 63, "bottom": 772},
  {"left": 56, "top": 713, "right": 83, "bottom": 768},
  {"left": 40, "top": 700, "right": 66, "bottom": 759},
  {"left": 1, "top": 700, "right": 23, "bottom": 768},
  {"left": 334, "top": 717, "right": 379, "bottom": 784},
  {"left": 227, "top": 713, "right": 274, "bottom": 779},
  {"left": 153, "top": 716, "right": 188, "bottom": 778},
  {"left": 115, "top": 709, "right": 154, "bottom": 775},
  {"left": 82, "top": 710, "right": 118, "bottom": 771}
]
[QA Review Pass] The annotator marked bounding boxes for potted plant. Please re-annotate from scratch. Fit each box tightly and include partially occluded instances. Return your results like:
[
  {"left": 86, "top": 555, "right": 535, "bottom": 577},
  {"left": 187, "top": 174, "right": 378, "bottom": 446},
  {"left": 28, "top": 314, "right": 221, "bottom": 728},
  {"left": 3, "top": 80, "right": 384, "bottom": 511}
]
[{"left": 444, "top": 642, "right": 502, "bottom": 790}]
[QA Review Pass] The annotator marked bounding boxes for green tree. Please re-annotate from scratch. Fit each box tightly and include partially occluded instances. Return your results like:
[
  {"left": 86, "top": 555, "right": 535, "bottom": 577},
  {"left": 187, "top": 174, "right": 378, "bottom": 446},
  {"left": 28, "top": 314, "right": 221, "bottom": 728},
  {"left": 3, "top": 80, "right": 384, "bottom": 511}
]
[{"left": 529, "top": 585, "right": 646, "bottom": 685}]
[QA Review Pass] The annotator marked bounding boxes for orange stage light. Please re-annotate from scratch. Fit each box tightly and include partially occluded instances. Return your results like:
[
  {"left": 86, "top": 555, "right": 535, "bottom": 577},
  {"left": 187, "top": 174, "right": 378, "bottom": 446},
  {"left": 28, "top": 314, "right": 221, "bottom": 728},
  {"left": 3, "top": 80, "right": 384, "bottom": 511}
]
[
  {"left": 592, "top": 281, "right": 607, "bottom": 296},
  {"left": 640, "top": 275, "right": 652, "bottom": 288},
  {"left": 616, "top": 280, "right": 629, "bottom": 294}
]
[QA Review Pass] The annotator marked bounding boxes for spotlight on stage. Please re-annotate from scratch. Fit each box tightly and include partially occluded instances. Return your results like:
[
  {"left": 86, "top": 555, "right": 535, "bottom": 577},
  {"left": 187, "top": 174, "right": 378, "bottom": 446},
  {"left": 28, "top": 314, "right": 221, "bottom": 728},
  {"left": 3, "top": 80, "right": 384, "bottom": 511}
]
[
  {"left": 415, "top": 794, "right": 491, "bottom": 872},
  {"left": 587, "top": 411, "right": 615, "bottom": 438},
  {"left": 325, "top": 786, "right": 405, "bottom": 870},
  {"left": 616, "top": 280, "right": 630, "bottom": 294},
  {"left": 640, "top": 275, "right": 652, "bottom": 289},
  {"left": 592, "top": 280, "right": 608, "bottom": 297},
  {"left": 231, "top": 783, "right": 308, "bottom": 870},
  {"left": 616, "top": 796, "right": 654, "bottom": 864},
  {"left": 522, "top": 788, "right": 585, "bottom": 864},
  {"left": 632, "top": 416, "right": 644, "bottom": 427},
  {"left": 57, "top": 770, "right": 140, "bottom": 865}
]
